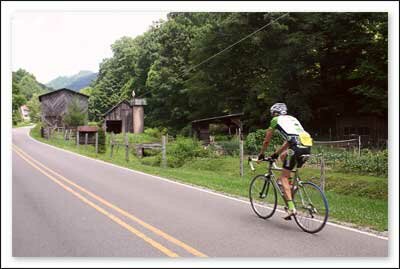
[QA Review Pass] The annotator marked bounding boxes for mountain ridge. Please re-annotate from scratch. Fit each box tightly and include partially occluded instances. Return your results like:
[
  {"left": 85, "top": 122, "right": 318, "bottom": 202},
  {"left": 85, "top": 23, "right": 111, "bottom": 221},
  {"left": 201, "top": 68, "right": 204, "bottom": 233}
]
[{"left": 46, "top": 70, "right": 97, "bottom": 91}]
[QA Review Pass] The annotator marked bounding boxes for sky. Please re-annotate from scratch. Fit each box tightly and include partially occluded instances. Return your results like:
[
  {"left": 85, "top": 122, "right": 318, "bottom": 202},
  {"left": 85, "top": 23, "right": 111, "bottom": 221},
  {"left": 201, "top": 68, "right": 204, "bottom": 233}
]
[{"left": 11, "top": 11, "right": 168, "bottom": 84}]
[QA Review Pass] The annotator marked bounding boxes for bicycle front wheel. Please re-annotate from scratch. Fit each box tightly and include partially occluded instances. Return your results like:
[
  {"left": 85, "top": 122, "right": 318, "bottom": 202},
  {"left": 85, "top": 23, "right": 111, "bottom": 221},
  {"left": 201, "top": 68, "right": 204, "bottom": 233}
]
[
  {"left": 293, "top": 182, "right": 329, "bottom": 233},
  {"left": 249, "top": 175, "right": 277, "bottom": 219}
]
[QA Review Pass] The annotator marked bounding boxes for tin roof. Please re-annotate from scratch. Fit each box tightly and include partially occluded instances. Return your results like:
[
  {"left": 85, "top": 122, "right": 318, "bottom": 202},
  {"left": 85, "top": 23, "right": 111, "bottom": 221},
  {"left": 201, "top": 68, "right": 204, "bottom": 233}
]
[
  {"left": 191, "top": 112, "right": 244, "bottom": 124},
  {"left": 77, "top": 126, "right": 98, "bottom": 132},
  {"left": 38, "top": 88, "right": 89, "bottom": 102}
]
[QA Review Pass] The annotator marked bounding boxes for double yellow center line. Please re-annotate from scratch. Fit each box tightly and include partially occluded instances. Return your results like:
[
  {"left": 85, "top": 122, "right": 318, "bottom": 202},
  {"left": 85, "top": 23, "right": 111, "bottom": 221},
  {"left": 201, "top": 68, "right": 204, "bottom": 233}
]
[{"left": 12, "top": 144, "right": 207, "bottom": 258}]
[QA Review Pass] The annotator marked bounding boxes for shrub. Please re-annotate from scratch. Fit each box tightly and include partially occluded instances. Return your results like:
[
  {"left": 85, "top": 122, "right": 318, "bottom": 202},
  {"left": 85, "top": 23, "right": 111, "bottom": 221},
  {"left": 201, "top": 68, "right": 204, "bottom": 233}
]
[
  {"left": 165, "top": 136, "right": 211, "bottom": 168},
  {"left": 97, "top": 127, "right": 106, "bottom": 153},
  {"left": 64, "top": 97, "right": 87, "bottom": 127},
  {"left": 215, "top": 140, "right": 240, "bottom": 156},
  {"left": 144, "top": 127, "right": 163, "bottom": 139},
  {"left": 245, "top": 129, "right": 284, "bottom": 154},
  {"left": 338, "top": 149, "right": 388, "bottom": 177}
]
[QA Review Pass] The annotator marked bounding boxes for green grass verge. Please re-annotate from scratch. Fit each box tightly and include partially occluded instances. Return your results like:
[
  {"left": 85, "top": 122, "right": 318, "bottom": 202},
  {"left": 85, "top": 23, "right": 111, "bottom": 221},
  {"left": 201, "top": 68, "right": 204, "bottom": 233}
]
[
  {"left": 30, "top": 126, "right": 388, "bottom": 232},
  {"left": 13, "top": 121, "right": 34, "bottom": 128}
]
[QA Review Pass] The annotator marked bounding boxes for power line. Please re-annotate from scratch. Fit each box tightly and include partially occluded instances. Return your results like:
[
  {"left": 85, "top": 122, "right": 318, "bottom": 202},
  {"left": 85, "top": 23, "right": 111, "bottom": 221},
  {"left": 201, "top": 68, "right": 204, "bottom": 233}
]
[{"left": 138, "top": 12, "right": 290, "bottom": 98}]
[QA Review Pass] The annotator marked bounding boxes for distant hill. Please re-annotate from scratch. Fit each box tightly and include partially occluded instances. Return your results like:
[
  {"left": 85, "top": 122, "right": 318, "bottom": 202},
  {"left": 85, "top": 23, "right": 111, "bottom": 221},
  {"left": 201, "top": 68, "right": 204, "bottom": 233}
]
[{"left": 46, "top": 71, "right": 97, "bottom": 91}]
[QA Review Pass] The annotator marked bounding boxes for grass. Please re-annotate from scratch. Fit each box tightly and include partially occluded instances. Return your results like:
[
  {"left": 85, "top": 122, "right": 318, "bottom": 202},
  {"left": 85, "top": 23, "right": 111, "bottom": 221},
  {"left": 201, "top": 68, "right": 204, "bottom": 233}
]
[
  {"left": 30, "top": 126, "right": 388, "bottom": 232},
  {"left": 13, "top": 121, "right": 34, "bottom": 128}
]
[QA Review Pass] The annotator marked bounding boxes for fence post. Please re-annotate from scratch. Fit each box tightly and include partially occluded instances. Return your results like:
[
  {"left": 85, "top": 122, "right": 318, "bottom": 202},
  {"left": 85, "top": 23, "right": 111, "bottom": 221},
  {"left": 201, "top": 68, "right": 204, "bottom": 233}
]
[
  {"left": 125, "top": 132, "right": 129, "bottom": 162},
  {"left": 95, "top": 132, "right": 98, "bottom": 156},
  {"left": 358, "top": 135, "right": 361, "bottom": 157},
  {"left": 239, "top": 128, "right": 244, "bottom": 177},
  {"left": 85, "top": 133, "right": 88, "bottom": 145},
  {"left": 161, "top": 135, "right": 167, "bottom": 168},
  {"left": 76, "top": 131, "right": 79, "bottom": 147},
  {"left": 320, "top": 156, "right": 326, "bottom": 193},
  {"left": 110, "top": 132, "right": 114, "bottom": 158}
]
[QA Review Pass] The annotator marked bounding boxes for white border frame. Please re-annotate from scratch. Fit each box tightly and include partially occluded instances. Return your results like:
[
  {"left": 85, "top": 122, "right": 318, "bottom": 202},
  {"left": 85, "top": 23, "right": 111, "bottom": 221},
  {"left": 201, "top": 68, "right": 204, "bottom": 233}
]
[{"left": 2, "top": 1, "right": 399, "bottom": 268}]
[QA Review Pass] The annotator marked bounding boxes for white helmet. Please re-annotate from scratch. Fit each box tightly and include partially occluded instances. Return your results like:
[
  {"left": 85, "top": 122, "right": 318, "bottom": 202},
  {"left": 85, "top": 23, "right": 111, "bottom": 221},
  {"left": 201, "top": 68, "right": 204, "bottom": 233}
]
[{"left": 270, "top": 103, "right": 287, "bottom": 116}]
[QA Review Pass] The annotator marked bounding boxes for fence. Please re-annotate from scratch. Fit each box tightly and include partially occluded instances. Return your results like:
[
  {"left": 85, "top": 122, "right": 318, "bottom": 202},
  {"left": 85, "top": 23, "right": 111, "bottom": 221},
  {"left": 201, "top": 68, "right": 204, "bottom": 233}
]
[
  {"left": 109, "top": 132, "right": 167, "bottom": 166},
  {"left": 41, "top": 126, "right": 101, "bottom": 155}
]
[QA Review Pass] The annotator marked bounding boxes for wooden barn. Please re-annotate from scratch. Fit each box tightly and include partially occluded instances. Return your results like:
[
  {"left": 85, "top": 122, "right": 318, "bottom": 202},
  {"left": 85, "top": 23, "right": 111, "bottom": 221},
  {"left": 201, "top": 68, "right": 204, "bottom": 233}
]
[
  {"left": 192, "top": 112, "right": 244, "bottom": 144},
  {"left": 103, "top": 98, "right": 147, "bottom": 133},
  {"left": 38, "top": 88, "right": 89, "bottom": 127}
]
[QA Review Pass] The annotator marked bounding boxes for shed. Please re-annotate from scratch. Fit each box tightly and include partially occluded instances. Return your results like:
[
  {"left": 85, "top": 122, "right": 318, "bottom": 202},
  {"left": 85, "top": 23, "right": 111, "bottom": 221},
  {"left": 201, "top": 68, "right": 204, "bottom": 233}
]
[
  {"left": 77, "top": 126, "right": 98, "bottom": 145},
  {"left": 335, "top": 114, "right": 387, "bottom": 147},
  {"left": 38, "top": 88, "right": 89, "bottom": 127},
  {"left": 103, "top": 98, "right": 147, "bottom": 134},
  {"left": 192, "top": 112, "right": 244, "bottom": 144}
]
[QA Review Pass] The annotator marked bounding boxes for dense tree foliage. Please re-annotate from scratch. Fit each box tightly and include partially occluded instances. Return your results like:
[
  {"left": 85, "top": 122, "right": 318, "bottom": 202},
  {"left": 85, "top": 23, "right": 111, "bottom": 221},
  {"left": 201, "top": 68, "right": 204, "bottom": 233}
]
[
  {"left": 12, "top": 69, "right": 50, "bottom": 124},
  {"left": 88, "top": 12, "right": 387, "bottom": 136}
]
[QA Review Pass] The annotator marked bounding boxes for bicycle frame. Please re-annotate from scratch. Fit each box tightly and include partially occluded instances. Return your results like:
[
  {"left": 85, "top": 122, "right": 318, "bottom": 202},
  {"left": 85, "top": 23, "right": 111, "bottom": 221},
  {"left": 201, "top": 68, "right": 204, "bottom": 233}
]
[{"left": 250, "top": 158, "right": 303, "bottom": 207}]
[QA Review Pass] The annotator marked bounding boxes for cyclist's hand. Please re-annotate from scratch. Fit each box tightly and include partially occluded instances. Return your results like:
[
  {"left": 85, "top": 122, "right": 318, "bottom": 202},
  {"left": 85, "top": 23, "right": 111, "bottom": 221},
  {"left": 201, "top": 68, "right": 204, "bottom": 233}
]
[
  {"left": 270, "top": 152, "right": 279, "bottom": 160},
  {"left": 257, "top": 153, "right": 265, "bottom": 161}
]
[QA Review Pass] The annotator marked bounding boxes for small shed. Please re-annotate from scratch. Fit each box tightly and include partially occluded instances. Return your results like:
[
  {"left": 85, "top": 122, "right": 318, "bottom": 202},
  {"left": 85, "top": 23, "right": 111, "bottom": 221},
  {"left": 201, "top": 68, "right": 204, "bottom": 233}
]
[
  {"left": 77, "top": 126, "right": 98, "bottom": 145},
  {"left": 103, "top": 98, "right": 147, "bottom": 134},
  {"left": 192, "top": 112, "right": 244, "bottom": 144},
  {"left": 335, "top": 114, "right": 387, "bottom": 147},
  {"left": 38, "top": 88, "right": 89, "bottom": 127}
]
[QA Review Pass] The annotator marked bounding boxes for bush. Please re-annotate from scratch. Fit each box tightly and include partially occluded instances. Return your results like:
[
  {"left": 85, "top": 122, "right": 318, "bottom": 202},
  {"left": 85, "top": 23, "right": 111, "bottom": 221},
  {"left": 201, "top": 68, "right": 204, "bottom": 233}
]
[
  {"left": 144, "top": 127, "right": 163, "bottom": 139},
  {"left": 245, "top": 129, "right": 284, "bottom": 154},
  {"left": 97, "top": 128, "right": 106, "bottom": 153},
  {"left": 64, "top": 97, "right": 87, "bottom": 127},
  {"left": 165, "top": 136, "right": 211, "bottom": 168},
  {"left": 215, "top": 140, "right": 240, "bottom": 156},
  {"left": 338, "top": 149, "right": 388, "bottom": 177}
]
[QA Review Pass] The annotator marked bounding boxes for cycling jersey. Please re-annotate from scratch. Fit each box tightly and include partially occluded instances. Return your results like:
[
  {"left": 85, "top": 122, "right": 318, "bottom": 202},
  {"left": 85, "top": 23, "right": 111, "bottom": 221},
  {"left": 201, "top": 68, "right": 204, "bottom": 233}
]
[{"left": 268, "top": 115, "right": 313, "bottom": 147}]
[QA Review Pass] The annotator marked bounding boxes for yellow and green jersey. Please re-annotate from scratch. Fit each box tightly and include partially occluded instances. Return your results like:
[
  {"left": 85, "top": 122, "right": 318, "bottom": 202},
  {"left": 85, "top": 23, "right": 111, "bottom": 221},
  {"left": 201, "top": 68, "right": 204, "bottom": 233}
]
[{"left": 268, "top": 115, "right": 313, "bottom": 147}]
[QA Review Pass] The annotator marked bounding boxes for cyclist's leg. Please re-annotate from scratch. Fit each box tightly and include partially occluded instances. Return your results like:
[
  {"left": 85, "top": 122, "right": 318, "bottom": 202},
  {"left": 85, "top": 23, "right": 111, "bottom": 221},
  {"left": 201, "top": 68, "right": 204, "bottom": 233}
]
[
  {"left": 281, "top": 150, "right": 297, "bottom": 219},
  {"left": 280, "top": 168, "right": 292, "bottom": 201}
]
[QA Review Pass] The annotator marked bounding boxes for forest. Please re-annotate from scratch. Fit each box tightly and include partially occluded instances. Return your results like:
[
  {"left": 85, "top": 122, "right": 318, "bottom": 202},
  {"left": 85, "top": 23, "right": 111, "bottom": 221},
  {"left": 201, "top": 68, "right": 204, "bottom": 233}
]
[
  {"left": 87, "top": 12, "right": 387, "bottom": 137},
  {"left": 12, "top": 12, "right": 387, "bottom": 138}
]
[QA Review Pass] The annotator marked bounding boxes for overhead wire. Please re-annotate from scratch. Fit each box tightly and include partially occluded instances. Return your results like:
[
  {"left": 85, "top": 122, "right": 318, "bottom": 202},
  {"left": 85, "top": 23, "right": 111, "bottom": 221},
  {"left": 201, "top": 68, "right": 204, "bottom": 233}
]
[{"left": 137, "top": 12, "right": 290, "bottom": 98}]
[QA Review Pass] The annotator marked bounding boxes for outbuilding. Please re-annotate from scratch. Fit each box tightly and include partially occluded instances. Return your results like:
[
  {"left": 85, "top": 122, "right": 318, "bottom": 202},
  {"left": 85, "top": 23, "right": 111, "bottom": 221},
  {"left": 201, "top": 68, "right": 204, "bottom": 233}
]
[
  {"left": 38, "top": 88, "right": 89, "bottom": 127},
  {"left": 103, "top": 98, "right": 147, "bottom": 133}
]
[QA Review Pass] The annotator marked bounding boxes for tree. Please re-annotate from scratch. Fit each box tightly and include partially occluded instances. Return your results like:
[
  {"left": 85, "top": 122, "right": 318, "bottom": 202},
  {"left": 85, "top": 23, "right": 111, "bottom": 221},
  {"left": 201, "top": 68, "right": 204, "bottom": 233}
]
[
  {"left": 80, "top": 86, "right": 93, "bottom": 96},
  {"left": 26, "top": 93, "right": 41, "bottom": 123},
  {"left": 88, "top": 12, "right": 387, "bottom": 136},
  {"left": 63, "top": 97, "right": 88, "bottom": 127}
]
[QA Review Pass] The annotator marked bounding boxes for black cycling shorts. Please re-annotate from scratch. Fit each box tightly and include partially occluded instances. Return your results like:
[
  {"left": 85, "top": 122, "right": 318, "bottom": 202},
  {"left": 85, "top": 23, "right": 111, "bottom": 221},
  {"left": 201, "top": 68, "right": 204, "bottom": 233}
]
[{"left": 282, "top": 145, "right": 311, "bottom": 170}]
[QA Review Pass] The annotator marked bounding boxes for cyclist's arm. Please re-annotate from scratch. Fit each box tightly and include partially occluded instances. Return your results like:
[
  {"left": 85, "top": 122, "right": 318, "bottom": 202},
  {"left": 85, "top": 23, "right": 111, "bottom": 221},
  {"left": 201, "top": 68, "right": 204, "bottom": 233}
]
[
  {"left": 259, "top": 117, "right": 279, "bottom": 156},
  {"left": 259, "top": 128, "right": 274, "bottom": 156}
]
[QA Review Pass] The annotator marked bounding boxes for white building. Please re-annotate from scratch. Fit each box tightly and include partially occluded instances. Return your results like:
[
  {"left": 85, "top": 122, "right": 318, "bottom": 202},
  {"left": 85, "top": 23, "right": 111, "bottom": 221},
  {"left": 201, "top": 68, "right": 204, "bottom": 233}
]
[{"left": 20, "top": 105, "right": 30, "bottom": 121}]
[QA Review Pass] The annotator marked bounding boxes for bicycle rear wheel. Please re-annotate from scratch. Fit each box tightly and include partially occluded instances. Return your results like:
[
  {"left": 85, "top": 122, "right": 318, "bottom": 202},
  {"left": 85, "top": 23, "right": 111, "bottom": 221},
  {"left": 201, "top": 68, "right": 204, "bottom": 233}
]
[
  {"left": 249, "top": 175, "right": 277, "bottom": 219},
  {"left": 293, "top": 182, "right": 329, "bottom": 233}
]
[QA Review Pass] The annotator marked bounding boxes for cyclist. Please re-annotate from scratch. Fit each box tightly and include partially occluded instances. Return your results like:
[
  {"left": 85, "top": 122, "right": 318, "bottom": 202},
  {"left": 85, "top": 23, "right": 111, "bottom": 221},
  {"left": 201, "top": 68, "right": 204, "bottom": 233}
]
[{"left": 258, "top": 103, "right": 313, "bottom": 220}]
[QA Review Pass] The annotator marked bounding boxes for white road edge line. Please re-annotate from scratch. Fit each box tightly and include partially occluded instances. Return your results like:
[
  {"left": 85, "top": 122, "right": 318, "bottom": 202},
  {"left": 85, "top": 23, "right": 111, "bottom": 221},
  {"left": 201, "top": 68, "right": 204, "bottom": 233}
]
[{"left": 24, "top": 128, "right": 388, "bottom": 241}]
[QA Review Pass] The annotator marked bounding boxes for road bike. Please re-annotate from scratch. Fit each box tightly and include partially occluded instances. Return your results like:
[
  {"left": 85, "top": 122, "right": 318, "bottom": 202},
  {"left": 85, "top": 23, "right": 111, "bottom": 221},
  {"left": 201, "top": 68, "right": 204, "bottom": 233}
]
[{"left": 248, "top": 156, "right": 329, "bottom": 233}]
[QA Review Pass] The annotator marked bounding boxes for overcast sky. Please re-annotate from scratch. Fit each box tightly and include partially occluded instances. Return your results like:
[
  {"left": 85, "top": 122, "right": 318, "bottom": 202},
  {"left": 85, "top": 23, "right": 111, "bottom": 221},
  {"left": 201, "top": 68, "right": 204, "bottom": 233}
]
[{"left": 11, "top": 11, "right": 168, "bottom": 83}]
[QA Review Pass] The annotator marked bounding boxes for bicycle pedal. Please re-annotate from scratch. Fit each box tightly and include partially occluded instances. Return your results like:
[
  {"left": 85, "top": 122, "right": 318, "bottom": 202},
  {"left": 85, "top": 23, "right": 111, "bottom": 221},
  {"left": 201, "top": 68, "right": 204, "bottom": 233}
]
[{"left": 283, "top": 215, "right": 292, "bottom": 221}]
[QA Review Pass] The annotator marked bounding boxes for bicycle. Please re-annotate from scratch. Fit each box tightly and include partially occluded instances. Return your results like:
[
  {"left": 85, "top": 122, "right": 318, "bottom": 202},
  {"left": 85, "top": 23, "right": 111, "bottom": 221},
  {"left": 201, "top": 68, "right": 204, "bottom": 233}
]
[{"left": 248, "top": 156, "right": 329, "bottom": 233}]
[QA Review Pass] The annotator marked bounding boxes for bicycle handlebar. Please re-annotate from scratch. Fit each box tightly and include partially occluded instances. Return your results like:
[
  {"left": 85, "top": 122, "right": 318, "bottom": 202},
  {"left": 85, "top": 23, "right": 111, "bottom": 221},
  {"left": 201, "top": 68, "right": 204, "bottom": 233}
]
[{"left": 248, "top": 156, "right": 280, "bottom": 171}]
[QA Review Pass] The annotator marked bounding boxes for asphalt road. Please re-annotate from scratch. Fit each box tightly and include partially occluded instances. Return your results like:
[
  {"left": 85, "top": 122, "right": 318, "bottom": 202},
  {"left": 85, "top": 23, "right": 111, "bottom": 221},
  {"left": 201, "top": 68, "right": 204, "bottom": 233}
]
[{"left": 12, "top": 127, "right": 388, "bottom": 257}]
